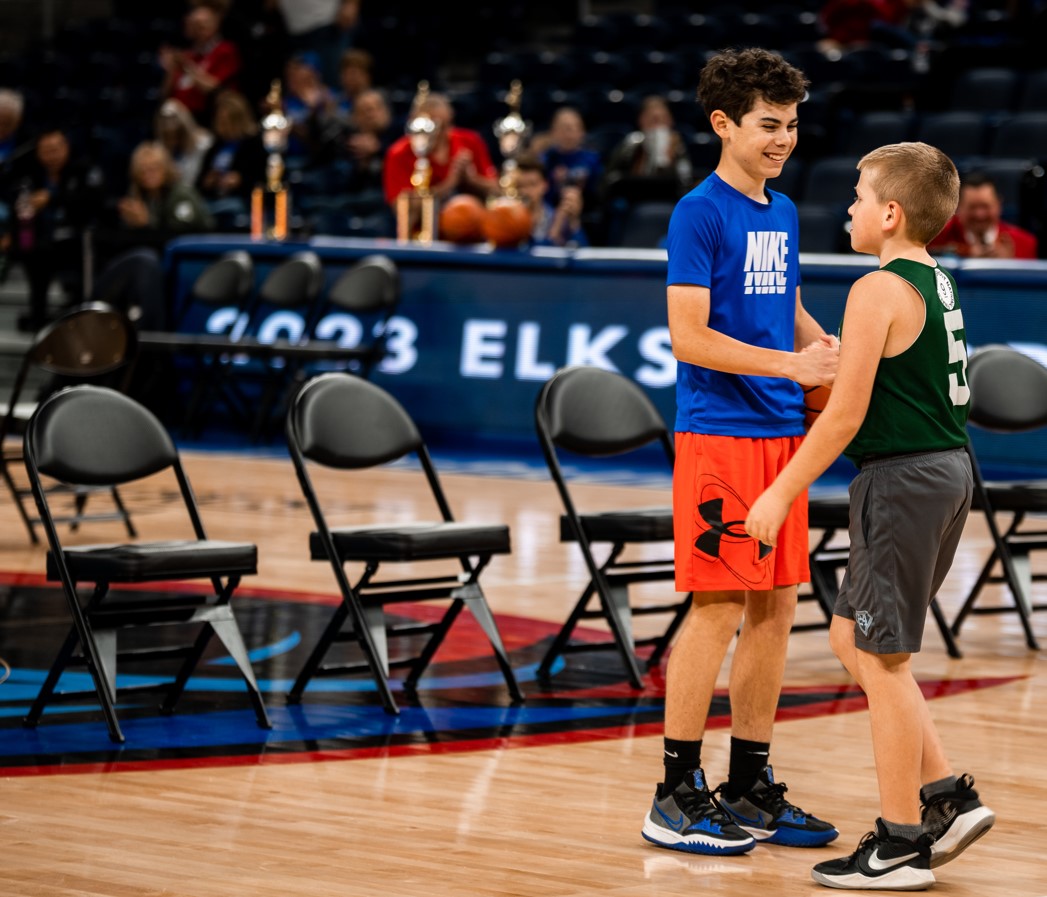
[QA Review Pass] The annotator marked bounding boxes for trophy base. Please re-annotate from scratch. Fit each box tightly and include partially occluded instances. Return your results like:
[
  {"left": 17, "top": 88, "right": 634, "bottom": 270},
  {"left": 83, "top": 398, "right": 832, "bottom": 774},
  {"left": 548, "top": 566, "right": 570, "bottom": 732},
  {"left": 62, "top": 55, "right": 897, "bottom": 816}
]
[{"left": 251, "top": 187, "right": 290, "bottom": 241}]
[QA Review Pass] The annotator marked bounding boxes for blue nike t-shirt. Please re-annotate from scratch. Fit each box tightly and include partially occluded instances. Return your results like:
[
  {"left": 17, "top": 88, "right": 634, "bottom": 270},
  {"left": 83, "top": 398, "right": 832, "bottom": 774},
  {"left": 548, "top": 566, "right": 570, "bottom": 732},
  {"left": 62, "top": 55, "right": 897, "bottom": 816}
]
[{"left": 666, "top": 172, "right": 804, "bottom": 437}]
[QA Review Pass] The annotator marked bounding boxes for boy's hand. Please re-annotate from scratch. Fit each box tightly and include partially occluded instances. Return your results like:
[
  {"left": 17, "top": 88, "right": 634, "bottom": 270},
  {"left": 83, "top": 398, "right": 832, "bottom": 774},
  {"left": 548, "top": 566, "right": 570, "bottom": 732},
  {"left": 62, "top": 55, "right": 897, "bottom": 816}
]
[
  {"left": 745, "top": 487, "right": 791, "bottom": 548},
  {"left": 793, "top": 339, "right": 838, "bottom": 386}
]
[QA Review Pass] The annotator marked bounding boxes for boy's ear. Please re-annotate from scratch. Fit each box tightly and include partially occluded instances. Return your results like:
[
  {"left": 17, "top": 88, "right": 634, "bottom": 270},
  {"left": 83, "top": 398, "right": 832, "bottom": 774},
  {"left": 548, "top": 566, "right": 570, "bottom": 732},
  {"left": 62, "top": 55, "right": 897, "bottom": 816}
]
[
  {"left": 883, "top": 199, "right": 903, "bottom": 233},
  {"left": 710, "top": 109, "right": 731, "bottom": 138}
]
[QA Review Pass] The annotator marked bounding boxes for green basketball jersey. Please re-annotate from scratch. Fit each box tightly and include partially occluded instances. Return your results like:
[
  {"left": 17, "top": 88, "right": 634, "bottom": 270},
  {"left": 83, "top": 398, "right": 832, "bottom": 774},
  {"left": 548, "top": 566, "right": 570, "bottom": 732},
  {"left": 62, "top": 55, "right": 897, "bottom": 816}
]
[{"left": 845, "top": 258, "right": 970, "bottom": 464}]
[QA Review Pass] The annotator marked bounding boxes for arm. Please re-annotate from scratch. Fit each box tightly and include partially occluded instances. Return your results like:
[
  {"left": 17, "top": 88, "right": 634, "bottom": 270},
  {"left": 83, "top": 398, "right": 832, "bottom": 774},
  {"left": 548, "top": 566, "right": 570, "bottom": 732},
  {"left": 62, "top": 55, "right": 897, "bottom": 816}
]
[
  {"left": 744, "top": 271, "right": 907, "bottom": 546},
  {"left": 668, "top": 283, "right": 838, "bottom": 384}
]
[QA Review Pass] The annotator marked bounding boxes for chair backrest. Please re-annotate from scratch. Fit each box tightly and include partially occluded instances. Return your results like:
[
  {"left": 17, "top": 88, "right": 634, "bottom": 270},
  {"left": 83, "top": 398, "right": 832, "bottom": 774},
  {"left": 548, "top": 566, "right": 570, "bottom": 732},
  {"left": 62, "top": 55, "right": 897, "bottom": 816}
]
[
  {"left": 28, "top": 301, "right": 136, "bottom": 377},
  {"left": 915, "top": 112, "right": 988, "bottom": 161},
  {"left": 191, "top": 250, "right": 254, "bottom": 307},
  {"left": 0, "top": 302, "right": 137, "bottom": 446},
  {"left": 988, "top": 113, "right": 1047, "bottom": 161},
  {"left": 326, "top": 254, "right": 401, "bottom": 316},
  {"left": 967, "top": 345, "right": 1047, "bottom": 433},
  {"left": 258, "top": 250, "right": 325, "bottom": 310},
  {"left": 288, "top": 372, "right": 422, "bottom": 469},
  {"left": 799, "top": 156, "right": 861, "bottom": 206},
  {"left": 26, "top": 385, "right": 178, "bottom": 486},
  {"left": 536, "top": 365, "right": 669, "bottom": 457},
  {"left": 950, "top": 67, "right": 1020, "bottom": 113}
]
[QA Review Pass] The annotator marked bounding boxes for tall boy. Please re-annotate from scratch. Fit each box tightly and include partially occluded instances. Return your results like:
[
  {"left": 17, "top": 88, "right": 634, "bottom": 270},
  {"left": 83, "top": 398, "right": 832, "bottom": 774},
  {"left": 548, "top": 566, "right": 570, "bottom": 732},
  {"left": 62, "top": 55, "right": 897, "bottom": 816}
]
[
  {"left": 642, "top": 48, "right": 839, "bottom": 856},
  {"left": 745, "top": 142, "right": 995, "bottom": 889}
]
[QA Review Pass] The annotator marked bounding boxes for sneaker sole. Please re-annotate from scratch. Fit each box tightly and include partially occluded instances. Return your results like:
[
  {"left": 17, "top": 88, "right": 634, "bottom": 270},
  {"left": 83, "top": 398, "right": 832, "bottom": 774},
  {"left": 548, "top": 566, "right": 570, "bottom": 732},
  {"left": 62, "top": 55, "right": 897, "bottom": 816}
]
[
  {"left": 811, "top": 866, "right": 935, "bottom": 890},
  {"left": 930, "top": 806, "right": 995, "bottom": 868},
  {"left": 762, "top": 826, "right": 840, "bottom": 848},
  {"left": 641, "top": 817, "right": 756, "bottom": 856}
]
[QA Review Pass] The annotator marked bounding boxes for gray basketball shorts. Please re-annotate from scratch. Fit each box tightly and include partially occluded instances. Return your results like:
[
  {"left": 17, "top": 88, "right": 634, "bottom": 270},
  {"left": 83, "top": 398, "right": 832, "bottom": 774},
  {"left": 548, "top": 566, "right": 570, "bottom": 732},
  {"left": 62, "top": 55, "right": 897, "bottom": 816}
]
[{"left": 834, "top": 448, "right": 973, "bottom": 654}]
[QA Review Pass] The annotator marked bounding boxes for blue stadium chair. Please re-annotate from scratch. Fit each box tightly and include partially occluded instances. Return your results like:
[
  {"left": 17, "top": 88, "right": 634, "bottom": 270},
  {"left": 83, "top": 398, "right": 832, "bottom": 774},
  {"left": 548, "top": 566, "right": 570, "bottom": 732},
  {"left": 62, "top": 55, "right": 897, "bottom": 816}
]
[
  {"left": 799, "top": 156, "right": 862, "bottom": 208},
  {"left": 950, "top": 67, "right": 1021, "bottom": 113},
  {"left": 915, "top": 112, "right": 990, "bottom": 164},
  {"left": 839, "top": 110, "right": 916, "bottom": 157},
  {"left": 989, "top": 113, "right": 1047, "bottom": 161}
]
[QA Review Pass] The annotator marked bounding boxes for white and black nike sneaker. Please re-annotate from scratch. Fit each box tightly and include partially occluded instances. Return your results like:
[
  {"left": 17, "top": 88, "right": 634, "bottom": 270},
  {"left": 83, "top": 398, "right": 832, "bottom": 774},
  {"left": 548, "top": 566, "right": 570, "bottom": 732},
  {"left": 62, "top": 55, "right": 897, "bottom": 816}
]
[
  {"left": 921, "top": 773, "right": 995, "bottom": 868},
  {"left": 811, "top": 818, "right": 934, "bottom": 891}
]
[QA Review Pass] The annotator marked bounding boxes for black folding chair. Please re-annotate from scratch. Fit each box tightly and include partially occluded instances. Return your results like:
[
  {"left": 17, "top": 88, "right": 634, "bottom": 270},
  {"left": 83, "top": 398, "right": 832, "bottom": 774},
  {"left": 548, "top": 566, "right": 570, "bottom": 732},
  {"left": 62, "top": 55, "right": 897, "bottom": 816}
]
[
  {"left": 22, "top": 385, "right": 271, "bottom": 743},
  {"left": 952, "top": 344, "right": 1047, "bottom": 650},
  {"left": 136, "top": 250, "right": 255, "bottom": 435},
  {"left": 285, "top": 372, "right": 523, "bottom": 714},
  {"left": 534, "top": 365, "right": 689, "bottom": 688},
  {"left": 0, "top": 301, "right": 138, "bottom": 545},
  {"left": 806, "top": 492, "right": 962, "bottom": 658}
]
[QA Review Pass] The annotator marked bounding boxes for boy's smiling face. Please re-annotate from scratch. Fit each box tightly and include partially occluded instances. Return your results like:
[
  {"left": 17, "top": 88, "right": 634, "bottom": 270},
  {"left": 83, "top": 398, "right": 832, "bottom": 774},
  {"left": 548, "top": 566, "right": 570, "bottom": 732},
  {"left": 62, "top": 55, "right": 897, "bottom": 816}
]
[{"left": 715, "top": 98, "right": 798, "bottom": 188}]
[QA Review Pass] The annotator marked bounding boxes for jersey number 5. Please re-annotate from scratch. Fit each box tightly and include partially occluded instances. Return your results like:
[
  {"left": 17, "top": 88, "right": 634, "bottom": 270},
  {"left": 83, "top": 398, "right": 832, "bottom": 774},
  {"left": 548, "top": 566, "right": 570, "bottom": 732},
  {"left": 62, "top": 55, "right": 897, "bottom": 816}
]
[{"left": 943, "top": 308, "right": 970, "bottom": 406}]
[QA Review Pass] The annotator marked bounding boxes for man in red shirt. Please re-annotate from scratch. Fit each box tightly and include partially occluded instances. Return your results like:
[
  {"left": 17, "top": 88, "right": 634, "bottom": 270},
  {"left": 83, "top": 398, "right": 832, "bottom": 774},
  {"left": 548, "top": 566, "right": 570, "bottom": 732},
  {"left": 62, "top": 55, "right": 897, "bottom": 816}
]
[
  {"left": 160, "top": 1, "right": 242, "bottom": 123},
  {"left": 382, "top": 92, "right": 500, "bottom": 210},
  {"left": 929, "top": 171, "right": 1039, "bottom": 259}
]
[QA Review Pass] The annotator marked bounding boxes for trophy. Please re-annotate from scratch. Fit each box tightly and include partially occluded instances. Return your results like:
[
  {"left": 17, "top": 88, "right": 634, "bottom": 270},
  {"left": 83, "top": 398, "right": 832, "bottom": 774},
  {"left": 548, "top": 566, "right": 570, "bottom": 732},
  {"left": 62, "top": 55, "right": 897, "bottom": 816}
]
[
  {"left": 252, "top": 79, "right": 291, "bottom": 240},
  {"left": 396, "top": 80, "right": 438, "bottom": 244},
  {"left": 492, "top": 80, "right": 531, "bottom": 199}
]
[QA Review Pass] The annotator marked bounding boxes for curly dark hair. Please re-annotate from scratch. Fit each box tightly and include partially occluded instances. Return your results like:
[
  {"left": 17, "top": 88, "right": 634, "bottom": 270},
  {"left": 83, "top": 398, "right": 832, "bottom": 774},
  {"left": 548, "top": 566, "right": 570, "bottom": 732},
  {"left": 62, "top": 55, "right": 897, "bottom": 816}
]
[{"left": 697, "top": 48, "right": 809, "bottom": 125}]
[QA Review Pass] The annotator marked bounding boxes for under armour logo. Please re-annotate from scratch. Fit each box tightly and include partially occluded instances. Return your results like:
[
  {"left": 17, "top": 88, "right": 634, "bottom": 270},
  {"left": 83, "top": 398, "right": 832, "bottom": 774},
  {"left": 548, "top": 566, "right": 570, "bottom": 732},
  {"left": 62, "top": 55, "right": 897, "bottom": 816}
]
[
  {"left": 694, "top": 498, "right": 772, "bottom": 561},
  {"left": 856, "top": 611, "right": 873, "bottom": 636}
]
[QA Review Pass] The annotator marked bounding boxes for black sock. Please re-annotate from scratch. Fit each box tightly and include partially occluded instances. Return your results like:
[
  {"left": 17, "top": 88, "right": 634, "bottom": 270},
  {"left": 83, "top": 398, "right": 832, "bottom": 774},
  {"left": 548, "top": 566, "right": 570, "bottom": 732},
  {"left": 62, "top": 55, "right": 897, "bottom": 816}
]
[
  {"left": 725, "top": 737, "right": 770, "bottom": 799},
  {"left": 662, "top": 737, "right": 702, "bottom": 795}
]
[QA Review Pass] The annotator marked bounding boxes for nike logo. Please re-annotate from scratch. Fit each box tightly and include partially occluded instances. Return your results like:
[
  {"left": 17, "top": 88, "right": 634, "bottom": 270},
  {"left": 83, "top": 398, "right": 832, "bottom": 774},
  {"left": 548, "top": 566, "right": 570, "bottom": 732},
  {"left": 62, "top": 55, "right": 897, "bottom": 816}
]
[
  {"left": 656, "top": 805, "right": 685, "bottom": 830},
  {"left": 729, "top": 809, "right": 770, "bottom": 828},
  {"left": 867, "top": 849, "right": 921, "bottom": 872},
  {"left": 664, "top": 750, "right": 679, "bottom": 758}
]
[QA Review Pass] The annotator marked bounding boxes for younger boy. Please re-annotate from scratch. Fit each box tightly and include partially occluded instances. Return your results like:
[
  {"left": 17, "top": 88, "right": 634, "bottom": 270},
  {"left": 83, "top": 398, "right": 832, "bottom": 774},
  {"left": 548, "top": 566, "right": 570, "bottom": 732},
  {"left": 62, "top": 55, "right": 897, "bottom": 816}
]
[{"left": 745, "top": 142, "right": 995, "bottom": 890}]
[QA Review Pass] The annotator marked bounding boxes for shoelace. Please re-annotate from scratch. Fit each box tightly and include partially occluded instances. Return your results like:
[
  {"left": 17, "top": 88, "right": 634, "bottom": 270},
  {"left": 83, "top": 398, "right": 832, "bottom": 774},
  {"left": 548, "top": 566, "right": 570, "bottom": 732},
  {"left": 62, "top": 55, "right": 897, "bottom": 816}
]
[
  {"left": 678, "top": 784, "right": 735, "bottom": 825},
  {"left": 753, "top": 779, "right": 795, "bottom": 818}
]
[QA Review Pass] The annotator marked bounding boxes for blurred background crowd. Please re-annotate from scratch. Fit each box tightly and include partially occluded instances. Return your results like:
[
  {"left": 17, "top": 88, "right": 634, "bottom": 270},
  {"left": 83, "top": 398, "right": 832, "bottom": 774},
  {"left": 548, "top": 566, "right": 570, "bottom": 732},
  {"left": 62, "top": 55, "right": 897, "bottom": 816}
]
[{"left": 1, "top": 0, "right": 1046, "bottom": 330}]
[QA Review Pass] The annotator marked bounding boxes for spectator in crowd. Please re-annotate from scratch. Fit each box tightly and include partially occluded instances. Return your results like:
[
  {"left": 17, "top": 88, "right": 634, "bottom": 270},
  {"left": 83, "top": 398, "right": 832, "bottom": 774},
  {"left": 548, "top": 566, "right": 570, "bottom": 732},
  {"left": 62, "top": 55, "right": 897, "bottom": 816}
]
[
  {"left": 383, "top": 91, "right": 499, "bottom": 210},
  {"left": 817, "top": 0, "right": 968, "bottom": 53},
  {"left": 514, "top": 153, "right": 588, "bottom": 248},
  {"left": 0, "top": 89, "right": 24, "bottom": 167},
  {"left": 0, "top": 89, "right": 26, "bottom": 246},
  {"left": 929, "top": 170, "right": 1038, "bottom": 259},
  {"left": 336, "top": 88, "right": 395, "bottom": 196},
  {"left": 603, "top": 95, "right": 694, "bottom": 199},
  {"left": 332, "top": 47, "right": 374, "bottom": 114},
  {"left": 93, "top": 142, "right": 213, "bottom": 330},
  {"left": 154, "top": 97, "right": 215, "bottom": 187},
  {"left": 196, "top": 89, "right": 267, "bottom": 218},
  {"left": 6, "top": 128, "right": 104, "bottom": 331},
  {"left": 282, "top": 51, "right": 337, "bottom": 164},
  {"left": 273, "top": 0, "right": 362, "bottom": 88},
  {"left": 537, "top": 106, "right": 603, "bottom": 216},
  {"left": 160, "top": 0, "right": 242, "bottom": 123}
]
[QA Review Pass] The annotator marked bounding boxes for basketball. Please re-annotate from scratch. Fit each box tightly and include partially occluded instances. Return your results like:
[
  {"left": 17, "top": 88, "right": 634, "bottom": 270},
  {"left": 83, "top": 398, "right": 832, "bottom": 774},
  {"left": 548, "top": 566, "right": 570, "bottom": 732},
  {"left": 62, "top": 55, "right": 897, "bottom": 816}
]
[
  {"left": 802, "top": 383, "right": 832, "bottom": 430},
  {"left": 438, "top": 194, "right": 487, "bottom": 244},
  {"left": 482, "top": 197, "right": 533, "bottom": 249}
]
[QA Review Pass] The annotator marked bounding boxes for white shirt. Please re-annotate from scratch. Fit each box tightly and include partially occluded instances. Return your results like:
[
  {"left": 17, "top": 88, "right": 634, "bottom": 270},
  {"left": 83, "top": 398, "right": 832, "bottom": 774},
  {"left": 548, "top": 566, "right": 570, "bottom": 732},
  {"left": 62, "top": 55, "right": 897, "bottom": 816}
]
[{"left": 276, "top": 0, "right": 341, "bottom": 35}]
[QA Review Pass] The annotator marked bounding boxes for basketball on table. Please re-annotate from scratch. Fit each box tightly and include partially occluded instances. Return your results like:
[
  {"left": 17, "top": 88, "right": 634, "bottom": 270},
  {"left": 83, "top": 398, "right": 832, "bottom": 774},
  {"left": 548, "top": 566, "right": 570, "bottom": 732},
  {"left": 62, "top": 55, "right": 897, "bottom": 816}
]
[
  {"left": 483, "top": 197, "right": 533, "bottom": 248},
  {"left": 802, "top": 383, "right": 831, "bottom": 430},
  {"left": 438, "top": 194, "right": 487, "bottom": 244}
]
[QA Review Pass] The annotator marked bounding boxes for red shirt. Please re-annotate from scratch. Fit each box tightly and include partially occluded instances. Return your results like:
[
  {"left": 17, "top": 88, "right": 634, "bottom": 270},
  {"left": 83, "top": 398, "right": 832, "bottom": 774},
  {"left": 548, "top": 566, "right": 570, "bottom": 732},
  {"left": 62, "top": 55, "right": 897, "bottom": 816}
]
[
  {"left": 170, "top": 39, "right": 242, "bottom": 116},
  {"left": 383, "top": 127, "right": 497, "bottom": 206},
  {"left": 929, "top": 216, "right": 1039, "bottom": 260}
]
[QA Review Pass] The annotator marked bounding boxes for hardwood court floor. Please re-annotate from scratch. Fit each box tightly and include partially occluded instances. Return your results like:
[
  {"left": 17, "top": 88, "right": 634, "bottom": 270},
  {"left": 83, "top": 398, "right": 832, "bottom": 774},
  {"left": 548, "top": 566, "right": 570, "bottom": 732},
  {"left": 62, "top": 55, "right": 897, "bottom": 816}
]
[{"left": 0, "top": 451, "right": 1044, "bottom": 897}]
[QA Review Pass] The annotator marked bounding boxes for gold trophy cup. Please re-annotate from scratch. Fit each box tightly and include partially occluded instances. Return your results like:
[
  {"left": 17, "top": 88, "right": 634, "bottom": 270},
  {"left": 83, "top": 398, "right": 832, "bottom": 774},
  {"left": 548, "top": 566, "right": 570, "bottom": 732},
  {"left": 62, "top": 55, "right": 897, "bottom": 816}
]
[
  {"left": 252, "top": 80, "right": 292, "bottom": 240},
  {"left": 396, "top": 80, "right": 438, "bottom": 243}
]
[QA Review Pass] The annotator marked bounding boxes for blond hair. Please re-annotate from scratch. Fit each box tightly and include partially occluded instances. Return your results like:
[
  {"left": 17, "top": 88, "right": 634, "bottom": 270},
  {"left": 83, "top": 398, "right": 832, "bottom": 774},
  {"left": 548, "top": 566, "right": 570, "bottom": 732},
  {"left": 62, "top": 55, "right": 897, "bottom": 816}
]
[
  {"left": 857, "top": 142, "right": 960, "bottom": 244},
  {"left": 129, "top": 141, "right": 180, "bottom": 193}
]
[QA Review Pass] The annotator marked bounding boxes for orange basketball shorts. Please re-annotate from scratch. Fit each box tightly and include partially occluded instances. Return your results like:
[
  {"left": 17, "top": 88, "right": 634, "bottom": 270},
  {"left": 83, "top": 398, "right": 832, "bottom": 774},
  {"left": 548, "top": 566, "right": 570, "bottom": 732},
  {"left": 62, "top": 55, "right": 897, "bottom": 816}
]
[{"left": 673, "top": 432, "right": 810, "bottom": 592}]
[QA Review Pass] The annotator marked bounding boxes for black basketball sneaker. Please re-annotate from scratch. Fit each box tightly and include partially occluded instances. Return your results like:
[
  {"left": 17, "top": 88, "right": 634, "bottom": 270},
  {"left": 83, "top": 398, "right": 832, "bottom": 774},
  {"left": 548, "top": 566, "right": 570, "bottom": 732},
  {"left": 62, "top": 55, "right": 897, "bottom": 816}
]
[
  {"left": 811, "top": 819, "right": 934, "bottom": 891},
  {"left": 921, "top": 773, "right": 995, "bottom": 868}
]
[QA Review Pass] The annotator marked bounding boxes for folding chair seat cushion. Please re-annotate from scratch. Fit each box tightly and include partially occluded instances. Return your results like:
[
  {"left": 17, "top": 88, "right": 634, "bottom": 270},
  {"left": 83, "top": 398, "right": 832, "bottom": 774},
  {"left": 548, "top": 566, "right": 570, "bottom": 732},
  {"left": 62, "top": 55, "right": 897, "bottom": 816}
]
[
  {"left": 974, "top": 482, "right": 1047, "bottom": 513},
  {"left": 310, "top": 522, "right": 510, "bottom": 562},
  {"left": 559, "top": 506, "right": 673, "bottom": 543},
  {"left": 808, "top": 493, "right": 851, "bottom": 529},
  {"left": 47, "top": 540, "right": 257, "bottom": 582}
]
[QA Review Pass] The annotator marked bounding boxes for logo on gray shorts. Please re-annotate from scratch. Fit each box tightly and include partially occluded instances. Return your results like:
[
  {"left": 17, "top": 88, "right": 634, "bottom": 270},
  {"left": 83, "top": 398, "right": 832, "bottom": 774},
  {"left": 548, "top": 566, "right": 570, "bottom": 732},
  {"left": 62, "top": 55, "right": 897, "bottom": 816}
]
[{"left": 856, "top": 611, "right": 873, "bottom": 637}]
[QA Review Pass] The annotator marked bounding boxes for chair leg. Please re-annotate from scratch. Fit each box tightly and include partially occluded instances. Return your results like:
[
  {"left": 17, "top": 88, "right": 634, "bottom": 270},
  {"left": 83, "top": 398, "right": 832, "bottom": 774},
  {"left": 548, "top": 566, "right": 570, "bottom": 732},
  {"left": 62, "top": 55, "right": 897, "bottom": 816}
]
[
  {"left": 929, "top": 597, "right": 962, "bottom": 659},
  {"left": 110, "top": 486, "right": 138, "bottom": 539},
  {"left": 208, "top": 613, "right": 272, "bottom": 729},
  {"left": 24, "top": 624, "right": 81, "bottom": 728},
  {"left": 288, "top": 601, "right": 351, "bottom": 704},
  {"left": 404, "top": 597, "right": 464, "bottom": 693},
  {"left": 2, "top": 462, "right": 40, "bottom": 544},
  {"left": 457, "top": 584, "right": 525, "bottom": 703},
  {"left": 951, "top": 550, "right": 995, "bottom": 635},
  {"left": 70, "top": 490, "right": 88, "bottom": 532},
  {"left": 647, "top": 594, "right": 692, "bottom": 670},
  {"left": 536, "top": 582, "right": 596, "bottom": 680},
  {"left": 597, "top": 575, "right": 646, "bottom": 689}
]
